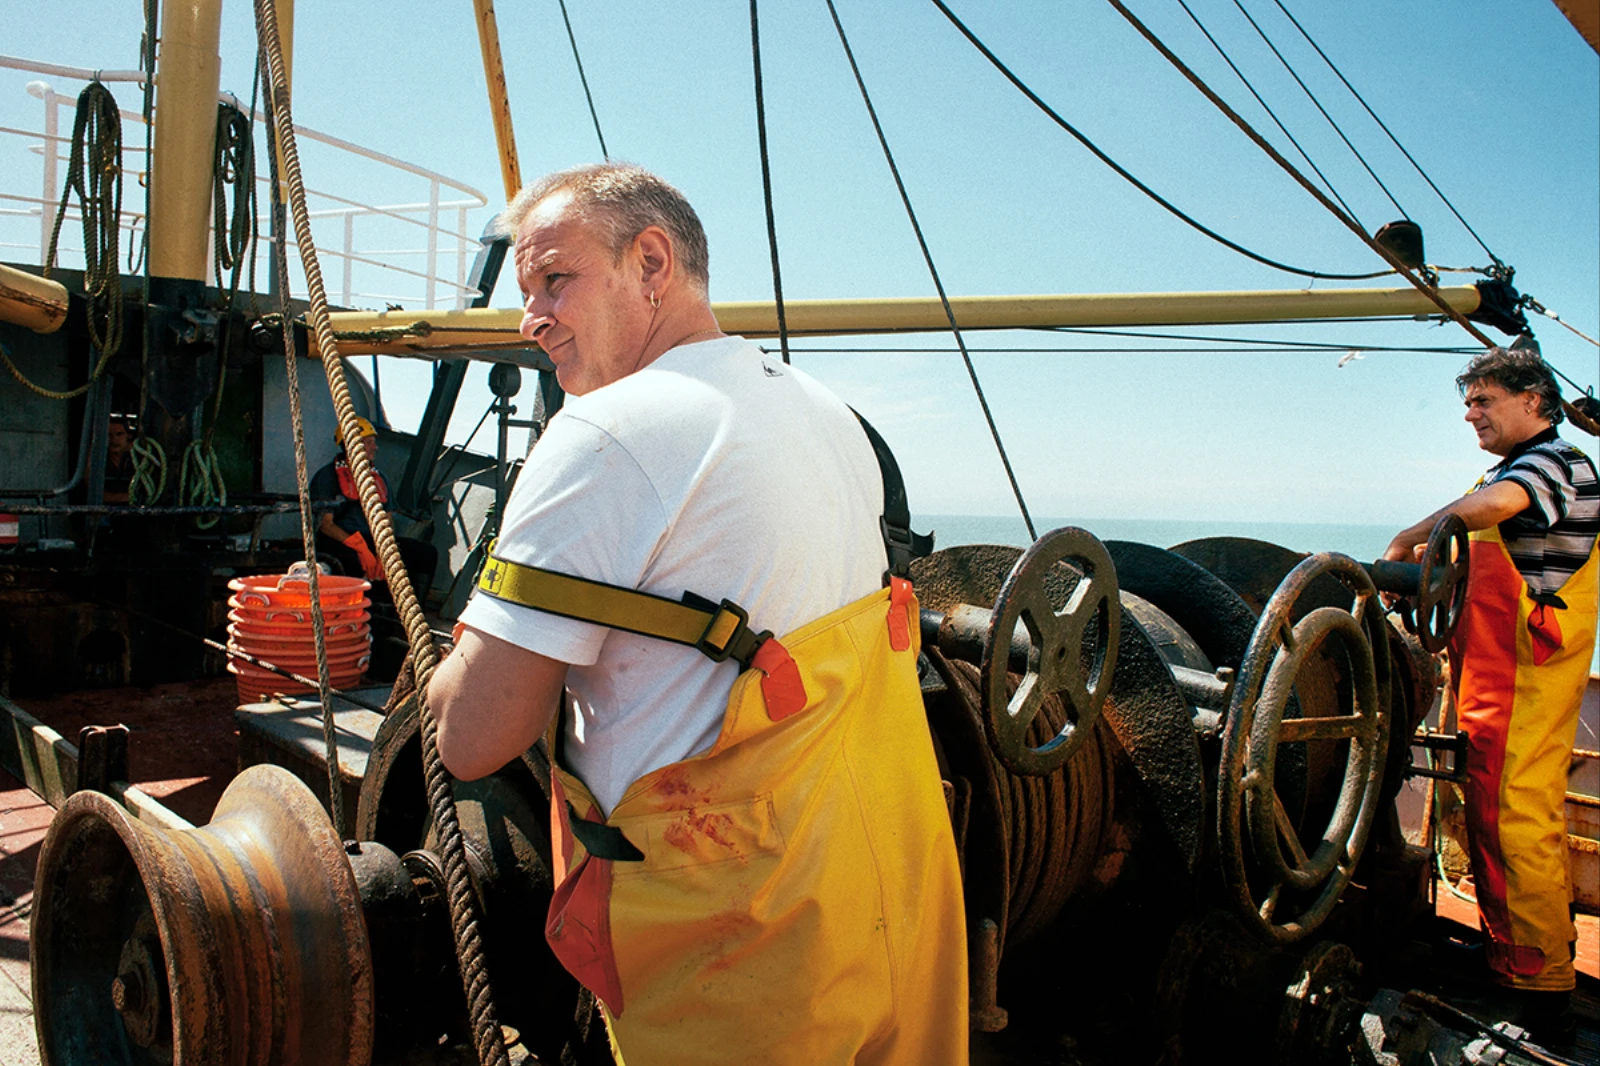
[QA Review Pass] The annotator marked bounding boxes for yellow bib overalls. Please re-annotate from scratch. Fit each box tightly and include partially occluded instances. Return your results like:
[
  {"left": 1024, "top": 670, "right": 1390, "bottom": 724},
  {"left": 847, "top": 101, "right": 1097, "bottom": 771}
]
[
  {"left": 1449, "top": 523, "right": 1597, "bottom": 991},
  {"left": 478, "top": 553, "right": 969, "bottom": 1065}
]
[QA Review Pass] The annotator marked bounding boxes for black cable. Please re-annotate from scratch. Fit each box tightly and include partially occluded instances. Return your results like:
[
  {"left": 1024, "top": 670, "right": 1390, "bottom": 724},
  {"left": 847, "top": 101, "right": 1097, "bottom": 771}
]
[
  {"left": 1230, "top": 0, "right": 1408, "bottom": 220},
  {"left": 556, "top": 0, "right": 609, "bottom": 159},
  {"left": 1271, "top": 0, "right": 1503, "bottom": 269},
  {"left": 1174, "top": 0, "right": 1361, "bottom": 226},
  {"left": 825, "top": 0, "right": 1036, "bottom": 540},
  {"left": 926, "top": 0, "right": 1390, "bottom": 282},
  {"left": 750, "top": 0, "right": 791, "bottom": 364}
]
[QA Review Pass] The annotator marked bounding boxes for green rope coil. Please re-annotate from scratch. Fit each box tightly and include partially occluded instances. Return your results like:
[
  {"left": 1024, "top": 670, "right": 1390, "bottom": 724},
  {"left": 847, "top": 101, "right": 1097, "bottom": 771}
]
[
  {"left": 128, "top": 436, "right": 167, "bottom": 506},
  {"left": 179, "top": 441, "right": 227, "bottom": 528}
]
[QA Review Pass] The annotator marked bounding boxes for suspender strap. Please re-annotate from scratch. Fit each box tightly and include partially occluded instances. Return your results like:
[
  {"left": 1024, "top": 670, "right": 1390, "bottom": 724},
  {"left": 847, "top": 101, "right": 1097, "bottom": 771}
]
[
  {"left": 853, "top": 411, "right": 933, "bottom": 579},
  {"left": 477, "top": 544, "right": 771, "bottom": 666}
]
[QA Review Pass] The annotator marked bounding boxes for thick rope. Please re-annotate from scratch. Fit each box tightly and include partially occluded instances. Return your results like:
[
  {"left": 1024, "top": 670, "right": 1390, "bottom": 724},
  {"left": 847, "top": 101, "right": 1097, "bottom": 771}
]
[
  {"left": 749, "top": 0, "right": 791, "bottom": 364},
  {"left": 826, "top": 0, "right": 1037, "bottom": 540},
  {"left": 250, "top": 4, "right": 510, "bottom": 1062},
  {"left": 260, "top": 64, "right": 345, "bottom": 838}
]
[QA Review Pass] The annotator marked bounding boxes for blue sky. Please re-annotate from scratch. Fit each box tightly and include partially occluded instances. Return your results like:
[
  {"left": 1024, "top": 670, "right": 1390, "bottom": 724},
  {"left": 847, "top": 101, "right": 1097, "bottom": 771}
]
[{"left": 4, "top": 0, "right": 1597, "bottom": 531}]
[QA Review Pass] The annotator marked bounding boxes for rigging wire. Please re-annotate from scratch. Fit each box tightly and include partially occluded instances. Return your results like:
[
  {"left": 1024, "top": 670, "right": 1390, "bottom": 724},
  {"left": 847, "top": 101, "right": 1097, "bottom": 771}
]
[
  {"left": 750, "top": 0, "right": 791, "bottom": 364},
  {"left": 1174, "top": 0, "right": 1362, "bottom": 225},
  {"left": 1269, "top": 0, "right": 1504, "bottom": 270},
  {"left": 1231, "top": 0, "right": 1412, "bottom": 221},
  {"left": 926, "top": 0, "right": 1391, "bottom": 282},
  {"left": 1106, "top": 0, "right": 1600, "bottom": 436},
  {"left": 825, "top": 0, "right": 1036, "bottom": 540},
  {"left": 556, "top": 0, "right": 609, "bottom": 159}
]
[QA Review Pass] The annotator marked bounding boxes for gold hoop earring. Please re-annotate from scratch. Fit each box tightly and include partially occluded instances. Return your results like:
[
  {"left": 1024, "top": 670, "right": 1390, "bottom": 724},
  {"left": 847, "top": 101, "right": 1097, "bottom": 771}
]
[{"left": 649, "top": 291, "right": 660, "bottom": 309}]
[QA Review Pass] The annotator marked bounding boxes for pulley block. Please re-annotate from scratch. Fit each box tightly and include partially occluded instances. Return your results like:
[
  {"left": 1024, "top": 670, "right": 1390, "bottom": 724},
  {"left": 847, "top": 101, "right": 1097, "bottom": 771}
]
[
  {"left": 981, "top": 527, "right": 1120, "bottom": 777},
  {"left": 31, "top": 765, "right": 374, "bottom": 1066}
]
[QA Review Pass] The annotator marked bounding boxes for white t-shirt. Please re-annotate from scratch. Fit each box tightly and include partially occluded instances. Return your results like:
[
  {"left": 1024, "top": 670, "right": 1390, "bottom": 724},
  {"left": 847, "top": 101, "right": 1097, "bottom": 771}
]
[{"left": 458, "top": 337, "right": 887, "bottom": 813}]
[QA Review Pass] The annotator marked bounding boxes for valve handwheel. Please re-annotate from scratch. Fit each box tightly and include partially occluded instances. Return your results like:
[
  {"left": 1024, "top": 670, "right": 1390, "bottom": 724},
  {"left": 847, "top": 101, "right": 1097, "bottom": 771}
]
[
  {"left": 981, "top": 527, "right": 1120, "bottom": 777},
  {"left": 1217, "top": 552, "right": 1390, "bottom": 943},
  {"left": 1416, "top": 513, "right": 1469, "bottom": 654}
]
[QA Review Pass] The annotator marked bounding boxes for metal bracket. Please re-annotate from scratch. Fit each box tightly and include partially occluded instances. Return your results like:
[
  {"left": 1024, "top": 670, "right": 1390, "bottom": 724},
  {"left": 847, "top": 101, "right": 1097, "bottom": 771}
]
[
  {"left": 1407, "top": 729, "right": 1467, "bottom": 784},
  {"left": 75, "top": 724, "right": 130, "bottom": 794}
]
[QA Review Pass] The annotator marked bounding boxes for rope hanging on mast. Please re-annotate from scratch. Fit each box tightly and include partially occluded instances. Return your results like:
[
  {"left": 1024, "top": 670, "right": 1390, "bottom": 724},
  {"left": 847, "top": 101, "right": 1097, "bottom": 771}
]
[
  {"left": 826, "top": 0, "right": 1037, "bottom": 541},
  {"left": 3, "top": 82, "right": 126, "bottom": 401}
]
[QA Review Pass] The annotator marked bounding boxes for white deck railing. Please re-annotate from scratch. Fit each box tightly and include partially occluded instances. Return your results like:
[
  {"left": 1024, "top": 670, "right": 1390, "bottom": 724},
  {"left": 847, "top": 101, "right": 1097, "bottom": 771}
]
[{"left": 0, "top": 54, "right": 490, "bottom": 310}]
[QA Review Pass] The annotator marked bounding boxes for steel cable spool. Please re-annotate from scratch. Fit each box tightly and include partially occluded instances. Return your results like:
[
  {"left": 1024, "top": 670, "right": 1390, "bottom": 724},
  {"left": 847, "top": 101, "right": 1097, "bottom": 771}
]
[
  {"left": 927, "top": 649, "right": 1113, "bottom": 955},
  {"left": 1217, "top": 553, "right": 1391, "bottom": 943},
  {"left": 31, "top": 766, "right": 373, "bottom": 1065}
]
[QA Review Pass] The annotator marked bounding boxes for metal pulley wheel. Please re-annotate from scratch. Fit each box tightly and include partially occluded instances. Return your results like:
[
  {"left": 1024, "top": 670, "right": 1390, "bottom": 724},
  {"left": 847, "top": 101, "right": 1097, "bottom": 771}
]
[
  {"left": 31, "top": 765, "right": 374, "bottom": 1065},
  {"left": 981, "top": 526, "right": 1120, "bottom": 776},
  {"left": 1414, "top": 513, "right": 1469, "bottom": 654},
  {"left": 1217, "top": 552, "right": 1390, "bottom": 943}
]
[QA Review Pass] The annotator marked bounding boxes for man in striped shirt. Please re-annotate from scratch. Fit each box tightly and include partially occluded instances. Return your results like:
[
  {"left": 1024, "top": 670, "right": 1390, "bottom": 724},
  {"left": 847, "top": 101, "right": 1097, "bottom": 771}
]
[{"left": 1385, "top": 346, "right": 1598, "bottom": 1039}]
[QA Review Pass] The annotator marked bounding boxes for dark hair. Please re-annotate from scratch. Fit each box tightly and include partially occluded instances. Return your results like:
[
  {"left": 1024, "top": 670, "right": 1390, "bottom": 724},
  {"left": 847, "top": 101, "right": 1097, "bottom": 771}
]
[
  {"left": 496, "top": 163, "right": 710, "bottom": 290},
  {"left": 1456, "top": 346, "right": 1564, "bottom": 424}
]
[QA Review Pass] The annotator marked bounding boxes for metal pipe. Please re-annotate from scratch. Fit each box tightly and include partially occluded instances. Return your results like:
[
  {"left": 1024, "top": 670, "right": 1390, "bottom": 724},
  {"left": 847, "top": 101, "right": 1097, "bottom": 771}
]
[
  {"left": 323, "top": 284, "right": 1486, "bottom": 357},
  {"left": 149, "top": 0, "right": 224, "bottom": 281},
  {"left": 472, "top": 0, "right": 523, "bottom": 203},
  {"left": 0, "top": 264, "right": 68, "bottom": 333}
]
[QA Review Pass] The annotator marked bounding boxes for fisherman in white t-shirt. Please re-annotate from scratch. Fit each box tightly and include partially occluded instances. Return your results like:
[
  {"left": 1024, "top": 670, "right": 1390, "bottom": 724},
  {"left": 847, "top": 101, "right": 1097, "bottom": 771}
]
[{"left": 428, "top": 164, "right": 968, "bottom": 1065}]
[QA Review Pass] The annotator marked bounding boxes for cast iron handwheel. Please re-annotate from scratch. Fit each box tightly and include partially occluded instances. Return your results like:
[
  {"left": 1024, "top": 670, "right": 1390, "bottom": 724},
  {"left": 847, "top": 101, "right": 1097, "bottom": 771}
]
[
  {"left": 981, "top": 526, "right": 1120, "bottom": 776},
  {"left": 1416, "top": 513, "right": 1469, "bottom": 654},
  {"left": 1217, "top": 552, "right": 1389, "bottom": 943}
]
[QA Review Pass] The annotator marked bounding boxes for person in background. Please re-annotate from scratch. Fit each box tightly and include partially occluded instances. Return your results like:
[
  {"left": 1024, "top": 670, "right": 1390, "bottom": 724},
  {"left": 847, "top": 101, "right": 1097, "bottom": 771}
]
[
  {"left": 1384, "top": 346, "right": 1598, "bottom": 1042},
  {"left": 103, "top": 416, "right": 133, "bottom": 504},
  {"left": 310, "top": 416, "right": 437, "bottom": 602}
]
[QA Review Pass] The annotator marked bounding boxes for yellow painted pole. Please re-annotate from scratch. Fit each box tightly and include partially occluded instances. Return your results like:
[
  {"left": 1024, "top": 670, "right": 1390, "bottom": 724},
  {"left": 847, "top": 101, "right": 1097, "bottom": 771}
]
[
  {"left": 149, "top": 0, "right": 224, "bottom": 281},
  {"left": 472, "top": 0, "right": 523, "bottom": 202},
  {"left": 0, "top": 264, "right": 69, "bottom": 334},
  {"left": 323, "top": 285, "right": 1484, "bottom": 357},
  {"left": 271, "top": 0, "right": 294, "bottom": 200}
]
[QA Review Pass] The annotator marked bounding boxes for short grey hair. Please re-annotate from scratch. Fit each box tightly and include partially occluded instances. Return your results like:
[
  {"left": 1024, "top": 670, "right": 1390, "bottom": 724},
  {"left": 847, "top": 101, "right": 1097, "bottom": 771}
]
[
  {"left": 496, "top": 163, "right": 710, "bottom": 290},
  {"left": 1456, "top": 345, "right": 1564, "bottom": 424}
]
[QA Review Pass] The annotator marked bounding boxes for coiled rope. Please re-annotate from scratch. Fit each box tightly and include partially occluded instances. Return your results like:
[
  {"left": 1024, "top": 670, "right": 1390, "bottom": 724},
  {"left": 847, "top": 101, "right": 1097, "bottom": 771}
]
[
  {"left": 250, "top": 3, "right": 511, "bottom": 1063},
  {"left": 128, "top": 436, "right": 167, "bottom": 507},
  {"left": 182, "top": 99, "right": 259, "bottom": 530},
  {"left": 1, "top": 82, "right": 125, "bottom": 400}
]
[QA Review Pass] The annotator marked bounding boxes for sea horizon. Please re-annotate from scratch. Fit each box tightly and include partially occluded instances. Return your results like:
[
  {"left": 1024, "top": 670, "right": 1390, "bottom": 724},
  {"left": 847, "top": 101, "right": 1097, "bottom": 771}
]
[{"left": 915, "top": 513, "right": 1397, "bottom": 566}]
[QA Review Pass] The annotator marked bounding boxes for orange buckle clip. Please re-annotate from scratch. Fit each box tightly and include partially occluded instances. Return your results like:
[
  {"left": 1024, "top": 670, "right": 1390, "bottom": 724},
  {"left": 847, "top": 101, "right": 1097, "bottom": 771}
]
[{"left": 887, "top": 575, "right": 913, "bottom": 652}]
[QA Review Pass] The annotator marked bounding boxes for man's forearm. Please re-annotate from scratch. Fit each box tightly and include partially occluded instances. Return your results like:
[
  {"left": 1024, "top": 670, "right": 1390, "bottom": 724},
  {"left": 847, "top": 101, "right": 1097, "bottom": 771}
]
[{"left": 1384, "top": 480, "right": 1531, "bottom": 561}]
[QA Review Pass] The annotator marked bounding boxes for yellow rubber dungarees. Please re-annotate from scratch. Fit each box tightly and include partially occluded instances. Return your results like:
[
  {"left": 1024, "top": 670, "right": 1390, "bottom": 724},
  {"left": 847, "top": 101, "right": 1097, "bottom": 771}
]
[
  {"left": 480, "top": 557, "right": 969, "bottom": 1064},
  {"left": 1449, "top": 524, "right": 1598, "bottom": 991}
]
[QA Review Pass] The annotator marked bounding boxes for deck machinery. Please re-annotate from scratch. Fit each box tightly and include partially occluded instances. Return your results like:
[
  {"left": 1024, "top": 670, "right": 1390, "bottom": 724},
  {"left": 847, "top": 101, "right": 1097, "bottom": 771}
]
[{"left": 27, "top": 511, "right": 1524, "bottom": 1066}]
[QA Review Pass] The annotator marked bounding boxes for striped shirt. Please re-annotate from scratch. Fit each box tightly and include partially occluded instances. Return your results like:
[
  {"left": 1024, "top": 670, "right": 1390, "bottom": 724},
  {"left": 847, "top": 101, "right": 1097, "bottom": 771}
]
[{"left": 1476, "top": 428, "right": 1599, "bottom": 596}]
